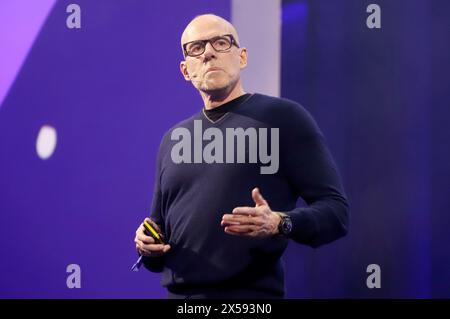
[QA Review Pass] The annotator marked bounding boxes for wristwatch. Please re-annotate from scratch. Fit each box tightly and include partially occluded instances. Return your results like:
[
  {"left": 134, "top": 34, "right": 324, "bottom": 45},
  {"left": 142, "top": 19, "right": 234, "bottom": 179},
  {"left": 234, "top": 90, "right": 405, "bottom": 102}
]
[{"left": 277, "top": 213, "right": 293, "bottom": 237}]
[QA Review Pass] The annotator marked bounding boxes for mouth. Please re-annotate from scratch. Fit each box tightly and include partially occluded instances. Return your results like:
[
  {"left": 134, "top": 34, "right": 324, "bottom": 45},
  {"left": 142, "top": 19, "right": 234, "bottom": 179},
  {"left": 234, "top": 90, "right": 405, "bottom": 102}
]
[{"left": 205, "top": 67, "right": 223, "bottom": 74}]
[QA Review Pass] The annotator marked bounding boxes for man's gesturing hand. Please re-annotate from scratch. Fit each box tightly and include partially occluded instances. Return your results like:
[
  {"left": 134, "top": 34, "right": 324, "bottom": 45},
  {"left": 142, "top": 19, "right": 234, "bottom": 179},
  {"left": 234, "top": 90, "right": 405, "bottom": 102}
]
[
  {"left": 221, "top": 188, "right": 282, "bottom": 238},
  {"left": 135, "top": 218, "right": 171, "bottom": 257}
]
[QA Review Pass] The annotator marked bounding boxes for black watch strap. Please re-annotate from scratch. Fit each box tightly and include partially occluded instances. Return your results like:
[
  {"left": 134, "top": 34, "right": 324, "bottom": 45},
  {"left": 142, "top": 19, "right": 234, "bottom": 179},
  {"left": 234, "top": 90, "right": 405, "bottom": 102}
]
[{"left": 277, "top": 212, "right": 292, "bottom": 237}]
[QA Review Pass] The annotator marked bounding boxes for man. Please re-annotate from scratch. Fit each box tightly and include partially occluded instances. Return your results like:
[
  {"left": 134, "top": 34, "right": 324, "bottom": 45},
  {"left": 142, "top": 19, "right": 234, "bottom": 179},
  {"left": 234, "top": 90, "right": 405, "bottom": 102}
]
[{"left": 134, "top": 14, "right": 349, "bottom": 299}]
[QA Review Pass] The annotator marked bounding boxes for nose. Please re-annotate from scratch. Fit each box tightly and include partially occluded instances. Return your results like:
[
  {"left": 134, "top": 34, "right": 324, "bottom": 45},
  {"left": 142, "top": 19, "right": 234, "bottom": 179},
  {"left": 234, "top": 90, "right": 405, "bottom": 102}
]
[{"left": 202, "top": 42, "right": 216, "bottom": 60}]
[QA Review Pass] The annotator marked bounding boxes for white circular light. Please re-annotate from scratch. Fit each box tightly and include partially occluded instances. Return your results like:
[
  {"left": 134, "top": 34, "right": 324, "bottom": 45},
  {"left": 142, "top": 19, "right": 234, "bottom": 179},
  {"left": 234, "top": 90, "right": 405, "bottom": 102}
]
[{"left": 36, "top": 125, "right": 57, "bottom": 160}]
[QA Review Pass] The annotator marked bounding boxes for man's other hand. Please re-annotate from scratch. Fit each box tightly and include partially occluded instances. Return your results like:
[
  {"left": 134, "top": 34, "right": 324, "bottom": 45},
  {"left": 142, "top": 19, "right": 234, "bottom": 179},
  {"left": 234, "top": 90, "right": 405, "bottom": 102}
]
[{"left": 221, "top": 188, "right": 282, "bottom": 238}]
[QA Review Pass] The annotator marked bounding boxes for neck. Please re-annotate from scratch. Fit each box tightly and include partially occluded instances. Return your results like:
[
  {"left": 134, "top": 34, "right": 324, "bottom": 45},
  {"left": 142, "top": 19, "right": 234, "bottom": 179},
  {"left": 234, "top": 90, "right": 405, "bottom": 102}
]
[{"left": 200, "top": 80, "right": 246, "bottom": 110}]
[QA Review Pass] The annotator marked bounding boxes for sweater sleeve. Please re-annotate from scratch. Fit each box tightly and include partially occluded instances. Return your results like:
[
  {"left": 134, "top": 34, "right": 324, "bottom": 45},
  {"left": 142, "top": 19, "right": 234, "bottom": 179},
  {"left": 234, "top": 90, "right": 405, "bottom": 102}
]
[
  {"left": 142, "top": 136, "right": 167, "bottom": 273},
  {"left": 280, "top": 102, "right": 349, "bottom": 248}
]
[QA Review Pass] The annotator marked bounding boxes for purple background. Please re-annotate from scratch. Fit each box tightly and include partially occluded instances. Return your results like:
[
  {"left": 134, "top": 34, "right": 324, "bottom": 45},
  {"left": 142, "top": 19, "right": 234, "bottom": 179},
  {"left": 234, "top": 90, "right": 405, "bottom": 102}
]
[
  {"left": 282, "top": 0, "right": 450, "bottom": 298},
  {"left": 1, "top": 0, "right": 449, "bottom": 298},
  {"left": 0, "top": 0, "right": 230, "bottom": 298}
]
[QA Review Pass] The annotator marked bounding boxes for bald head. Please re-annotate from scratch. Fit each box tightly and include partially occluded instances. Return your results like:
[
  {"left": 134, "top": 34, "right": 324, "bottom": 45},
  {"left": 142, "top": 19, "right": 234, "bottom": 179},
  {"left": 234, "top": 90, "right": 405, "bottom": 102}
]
[
  {"left": 181, "top": 14, "right": 240, "bottom": 48},
  {"left": 179, "top": 14, "right": 247, "bottom": 101}
]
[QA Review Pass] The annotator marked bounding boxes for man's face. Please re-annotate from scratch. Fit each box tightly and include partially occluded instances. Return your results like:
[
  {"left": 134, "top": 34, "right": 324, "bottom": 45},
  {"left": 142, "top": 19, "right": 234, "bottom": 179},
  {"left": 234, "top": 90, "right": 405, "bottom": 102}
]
[{"left": 180, "top": 17, "right": 247, "bottom": 95}]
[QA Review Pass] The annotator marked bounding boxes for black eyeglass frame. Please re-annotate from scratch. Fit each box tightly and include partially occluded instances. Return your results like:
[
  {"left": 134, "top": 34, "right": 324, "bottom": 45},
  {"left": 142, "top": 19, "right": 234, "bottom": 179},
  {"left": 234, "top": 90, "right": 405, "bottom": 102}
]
[{"left": 182, "top": 34, "right": 240, "bottom": 57}]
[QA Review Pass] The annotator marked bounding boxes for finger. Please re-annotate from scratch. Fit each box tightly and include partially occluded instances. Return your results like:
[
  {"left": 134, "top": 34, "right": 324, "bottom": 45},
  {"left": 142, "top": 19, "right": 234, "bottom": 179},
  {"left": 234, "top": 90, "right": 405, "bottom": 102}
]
[
  {"left": 139, "top": 243, "right": 171, "bottom": 257},
  {"left": 232, "top": 207, "right": 260, "bottom": 216},
  {"left": 222, "top": 214, "right": 264, "bottom": 226},
  {"left": 137, "top": 223, "right": 153, "bottom": 238},
  {"left": 135, "top": 240, "right": 147, "bottom": 253},
  {"left": 136, "top": 223, "right": 144, "bottom": 235},
  {"left": 141, "top": 243, "right": 166, "bottom": 252},
  {"left": 136, "top": 234, "right": 156, "bottom": 244},
  {"left": 224, "top": 227, "right": 258, "bottom": 237},
  {"left": 252, "top": 187, "right": 268, "bottom": 207},
  {"left": 221, "top": 219, "right": 241, "bottom": 227},
  {"left": 225, "top": 224, "right": 258, "bottom": 233},
  {"left": 137, "top": 241, "right": 153, "bottom": 256},
  {"left": 221, "top": 214, "right": 244, "bottom": 225}
]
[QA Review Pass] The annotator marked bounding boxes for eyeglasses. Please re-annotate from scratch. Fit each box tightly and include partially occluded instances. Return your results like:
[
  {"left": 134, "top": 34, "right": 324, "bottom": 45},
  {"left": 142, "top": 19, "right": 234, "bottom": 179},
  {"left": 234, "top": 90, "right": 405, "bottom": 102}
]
[{"left": 182, "top": 34, "right": 239, "bottom": 57}]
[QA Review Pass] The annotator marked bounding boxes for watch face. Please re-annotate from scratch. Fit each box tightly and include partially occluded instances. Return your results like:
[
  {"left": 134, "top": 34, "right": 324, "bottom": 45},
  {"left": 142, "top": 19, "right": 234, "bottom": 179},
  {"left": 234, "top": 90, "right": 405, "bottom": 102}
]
[{"left": 282, "top": 217, "right": 292, "bottom": 235}]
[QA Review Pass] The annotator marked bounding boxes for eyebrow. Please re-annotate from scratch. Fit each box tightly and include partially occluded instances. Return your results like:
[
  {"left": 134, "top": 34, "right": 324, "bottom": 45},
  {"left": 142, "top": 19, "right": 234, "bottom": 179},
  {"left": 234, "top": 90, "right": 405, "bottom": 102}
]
[{"left": 184, "top": 34, "right": 223, "bottom": 43}]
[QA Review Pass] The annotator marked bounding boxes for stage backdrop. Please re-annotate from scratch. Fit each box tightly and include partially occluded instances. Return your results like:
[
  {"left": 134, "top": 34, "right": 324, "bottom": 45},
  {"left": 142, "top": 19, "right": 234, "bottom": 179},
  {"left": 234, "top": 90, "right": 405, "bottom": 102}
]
[
  {"left": 1, "top": 0, "right": 449, "bottom": 298},
  {"left": 281, "top": 0, "right": 450, "bottom": 298}
]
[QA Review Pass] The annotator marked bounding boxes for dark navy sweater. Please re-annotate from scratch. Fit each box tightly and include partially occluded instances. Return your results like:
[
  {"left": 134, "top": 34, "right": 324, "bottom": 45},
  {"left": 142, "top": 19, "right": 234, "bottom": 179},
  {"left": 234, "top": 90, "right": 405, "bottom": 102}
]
[{"left": 143, "top": 93, "right": 349, "bottom": 298}]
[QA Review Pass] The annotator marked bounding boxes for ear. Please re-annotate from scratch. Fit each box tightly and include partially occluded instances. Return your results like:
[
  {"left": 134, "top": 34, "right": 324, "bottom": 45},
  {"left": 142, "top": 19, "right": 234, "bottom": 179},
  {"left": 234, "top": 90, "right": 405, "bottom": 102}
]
[
  {"left": 180, "top": 61, "right": 191, "bottom": 81},
  {"left": 239, "top": 47, "right": 248, "bottom": 69}
]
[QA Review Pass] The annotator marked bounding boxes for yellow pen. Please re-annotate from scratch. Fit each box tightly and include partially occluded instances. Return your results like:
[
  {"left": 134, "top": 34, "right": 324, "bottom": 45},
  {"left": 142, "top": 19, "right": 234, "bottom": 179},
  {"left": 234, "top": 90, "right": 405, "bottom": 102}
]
[{"left": 144, "top": 220, "right": 165, "bottom": 245}]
